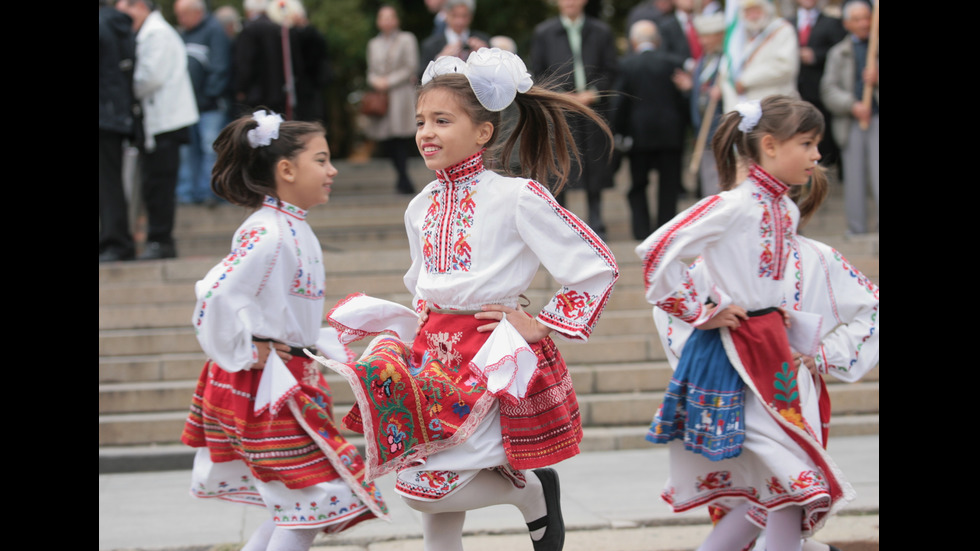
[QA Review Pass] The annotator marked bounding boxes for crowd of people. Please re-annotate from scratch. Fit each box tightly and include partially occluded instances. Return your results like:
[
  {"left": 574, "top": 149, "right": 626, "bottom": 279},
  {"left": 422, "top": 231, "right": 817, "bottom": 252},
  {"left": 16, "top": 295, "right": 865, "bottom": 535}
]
[
  {"left": 99, "top": 0, "right": 331, "bottom": 261},
  {"left": 100, "top": 0, "right": 878, "bottom": 261},
  {"left": 101, "top": 1, "right": 878, "bottom": 550}
]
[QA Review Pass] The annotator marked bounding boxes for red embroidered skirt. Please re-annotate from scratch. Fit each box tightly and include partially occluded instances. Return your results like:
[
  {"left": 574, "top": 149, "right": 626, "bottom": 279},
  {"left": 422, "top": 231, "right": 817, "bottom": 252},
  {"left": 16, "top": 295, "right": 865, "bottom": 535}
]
[
  {"left": 181, "top": 356, "right": 387, "bottom": 530},
  {"left": 334, "top": 312, "right": 582, "bottom": 481}
]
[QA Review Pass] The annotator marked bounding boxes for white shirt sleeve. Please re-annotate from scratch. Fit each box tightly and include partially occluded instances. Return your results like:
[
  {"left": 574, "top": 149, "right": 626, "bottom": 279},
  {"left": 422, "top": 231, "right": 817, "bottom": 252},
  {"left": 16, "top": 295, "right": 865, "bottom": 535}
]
[
  {"left": 516, "top": 181, "right": 619, "bottom": 341},
  {"left": 798, "top": 238, "right": 879, "bottom": 382},
  {"left": 635, "top": 195, "right": 735, "bottom": 323},
  {"left": 193, "top": 222, "right": 282, "bottom": 372}
]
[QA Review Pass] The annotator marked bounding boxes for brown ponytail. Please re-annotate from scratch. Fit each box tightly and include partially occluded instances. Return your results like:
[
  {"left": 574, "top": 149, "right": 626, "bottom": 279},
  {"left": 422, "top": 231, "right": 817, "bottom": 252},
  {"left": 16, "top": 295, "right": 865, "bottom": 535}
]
[
  {"left": 504, "top": 84, "right": 612, "bottom": 194},
  {"left": 791, "top": 165, "right": 828, "bottom": 227}
]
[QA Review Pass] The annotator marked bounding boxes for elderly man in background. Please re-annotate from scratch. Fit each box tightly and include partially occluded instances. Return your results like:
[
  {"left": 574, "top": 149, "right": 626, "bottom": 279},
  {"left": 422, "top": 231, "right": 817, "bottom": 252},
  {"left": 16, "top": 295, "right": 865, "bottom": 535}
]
[
  {"left": 612, "top": 19, "right": 688, "bottom": 240},
  {"left": 115, "top": 0, "right": 198, "bottom": 260},
  {"left": 671, "top": 12, "right": 726, "bottom": 197},
  {"left": 719, "top": 0, "right": 799, "bottom": 112},
  {"left": 174, "top": 0, "right": 230, "bottom": 206},
  {"left": 822, "top": 0, "right": 878, "bottom": 236}
]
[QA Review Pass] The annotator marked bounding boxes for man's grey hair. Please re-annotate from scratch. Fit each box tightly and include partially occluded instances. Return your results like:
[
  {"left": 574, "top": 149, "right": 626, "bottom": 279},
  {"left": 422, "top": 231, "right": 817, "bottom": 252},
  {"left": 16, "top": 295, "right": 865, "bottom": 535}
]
[
  {"left": 446, "top": 0, "right": 475, "bottom": 14},
  {"left": 629, "top": 19, "right": 660, "bottom": 47},
  {"left": 842, "top": 0, "right": 870, "bottom": 21}
]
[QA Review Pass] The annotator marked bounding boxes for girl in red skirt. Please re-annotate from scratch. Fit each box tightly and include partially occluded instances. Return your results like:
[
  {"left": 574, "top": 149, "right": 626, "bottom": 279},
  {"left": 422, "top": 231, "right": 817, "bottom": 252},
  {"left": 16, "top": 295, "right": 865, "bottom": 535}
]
[
  {"left": 315, "top": 48, "right": 619, "bottom": 551},
  {"left": 181, "top": 111, "right": 387, "bottom": 551}
]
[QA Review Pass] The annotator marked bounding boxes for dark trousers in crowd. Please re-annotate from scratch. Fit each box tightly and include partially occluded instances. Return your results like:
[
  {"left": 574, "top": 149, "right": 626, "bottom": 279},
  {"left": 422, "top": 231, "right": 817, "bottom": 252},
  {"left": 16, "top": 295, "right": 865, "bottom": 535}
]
[
  {"left": 99, "top": 129, "right": 135, "bottom": 259},
  {"left": 628, "top": 149, "right": 681, "bottom": 240},
  {"left": 140, "top": 128, "right": 187, "bottom": 252}
]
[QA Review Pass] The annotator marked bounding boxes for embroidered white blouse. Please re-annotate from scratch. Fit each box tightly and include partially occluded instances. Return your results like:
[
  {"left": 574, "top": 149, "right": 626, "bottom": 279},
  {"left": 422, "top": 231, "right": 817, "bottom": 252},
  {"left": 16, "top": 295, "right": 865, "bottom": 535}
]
[
  {"left": 636, "top": 164, "right": 799, "bottom": 325},
  {"left": 655, "top": 236, "right": 879, "bottom": 383},
  {"left": 787, "top": 236, "right": 879, "bottom": 381},
  {"left": 192, "top": 196, "right": 325, "bottom": 372},
  {"left": 403, "top": 152, "right": 619, "bottom": 341}
]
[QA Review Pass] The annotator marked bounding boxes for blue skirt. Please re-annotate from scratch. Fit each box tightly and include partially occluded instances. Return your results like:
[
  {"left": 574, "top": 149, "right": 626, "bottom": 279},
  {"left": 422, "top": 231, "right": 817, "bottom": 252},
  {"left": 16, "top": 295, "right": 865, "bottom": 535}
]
[{"left": 646, "top": 328, "right": 746, "bottom": 460}]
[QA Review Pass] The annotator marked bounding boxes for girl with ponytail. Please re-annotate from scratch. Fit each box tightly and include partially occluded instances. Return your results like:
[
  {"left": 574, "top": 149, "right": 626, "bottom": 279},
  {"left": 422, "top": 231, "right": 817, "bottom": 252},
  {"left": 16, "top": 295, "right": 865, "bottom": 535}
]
[
  {"left": 181, "top": 111, "right": 388, "bottom": 551},
  {"left": 318, "top": 49, "right": 619, "bottom": 551},
  {"left": 636, "top": 96, "right": 846, "bottom": 551}
]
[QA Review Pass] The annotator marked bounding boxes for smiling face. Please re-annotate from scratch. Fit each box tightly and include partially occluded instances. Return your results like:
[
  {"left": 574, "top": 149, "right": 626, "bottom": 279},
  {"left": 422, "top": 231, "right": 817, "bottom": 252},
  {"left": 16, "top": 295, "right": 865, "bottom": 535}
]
[
  {"left": 415, "top": 87, "right": 493, "bottom": 171},
  {"left": 761, "top": 131, "right": 822, "bottom": 186},
  {"left": 277, "top": 134, "right": 337, "bottom": 209}
]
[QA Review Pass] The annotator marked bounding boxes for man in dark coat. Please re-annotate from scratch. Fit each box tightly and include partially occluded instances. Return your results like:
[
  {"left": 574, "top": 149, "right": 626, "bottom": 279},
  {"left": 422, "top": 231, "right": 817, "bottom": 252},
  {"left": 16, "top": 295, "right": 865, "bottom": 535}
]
[
  {"left": 788, "top": 0, "right": 846, "bottom": 167},
  {"left": 612, "top": 19, "right": 688, "bottom": 240},
  {"left": 99, "top": 3, "right": 136, "bottom": 262},
  {"left": 530, "top": 0, "right": 617, "bottom": 235},
  {"left": 234, "top": 0, "right": 298, "bottom": 115}
]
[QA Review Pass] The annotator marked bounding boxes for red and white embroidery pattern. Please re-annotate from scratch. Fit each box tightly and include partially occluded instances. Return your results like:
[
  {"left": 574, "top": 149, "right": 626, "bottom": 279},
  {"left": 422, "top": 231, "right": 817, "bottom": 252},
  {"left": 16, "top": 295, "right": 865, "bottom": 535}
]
[
  {"left": 426, "top": 330, "right": 464, "bottom": 371},
  {"left": 641, "top": 196, "right": 722, "bottom": 322},
  {"left": 750, "top": 165, "right": 793, "bottom": 281},
  {"left": 421, "top": 152, "right": 483, "bottom": 273},
  {"left": 526, "top": 181, "right": 618, "bottom": 338}
]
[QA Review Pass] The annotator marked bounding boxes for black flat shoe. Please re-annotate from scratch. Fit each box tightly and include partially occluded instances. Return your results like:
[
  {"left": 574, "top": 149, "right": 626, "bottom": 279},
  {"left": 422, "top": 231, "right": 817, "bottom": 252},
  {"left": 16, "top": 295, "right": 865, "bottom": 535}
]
[{"left": 527, "top": 467, "right": 564, "bottom": 551}]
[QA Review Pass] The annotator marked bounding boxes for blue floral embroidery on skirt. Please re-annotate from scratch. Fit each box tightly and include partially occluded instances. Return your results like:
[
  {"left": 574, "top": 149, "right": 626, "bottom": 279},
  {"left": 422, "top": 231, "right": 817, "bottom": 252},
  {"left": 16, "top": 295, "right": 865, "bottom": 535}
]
[{"left": 647, "top": 328, "right": 746, "bottom": 460}]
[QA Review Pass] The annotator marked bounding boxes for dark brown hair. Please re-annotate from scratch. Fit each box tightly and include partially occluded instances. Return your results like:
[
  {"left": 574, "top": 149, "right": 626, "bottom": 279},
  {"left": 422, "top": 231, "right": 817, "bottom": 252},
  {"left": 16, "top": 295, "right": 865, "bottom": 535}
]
[
  {"left": 417, "top": 73, "right": 613, "bottom": 195},
  {"left": 210, "top": 112, "right": 325, "bottom": 209},
  {"left": 711, "top": 95, "right": 828, "bottom": 222}
]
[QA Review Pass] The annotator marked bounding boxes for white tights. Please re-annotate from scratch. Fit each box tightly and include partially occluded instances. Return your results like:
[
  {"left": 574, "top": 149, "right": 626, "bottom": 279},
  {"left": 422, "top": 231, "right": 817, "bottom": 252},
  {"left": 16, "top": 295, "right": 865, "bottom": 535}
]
[
  {"left": 404, "top": 469, "right": 547, "bottom": 551},
  {"left": 240, "top": 518, "right": 320, "bottom": 551},
  {"left": 698, "top": 503, "right": 804, "bottom": 551}
]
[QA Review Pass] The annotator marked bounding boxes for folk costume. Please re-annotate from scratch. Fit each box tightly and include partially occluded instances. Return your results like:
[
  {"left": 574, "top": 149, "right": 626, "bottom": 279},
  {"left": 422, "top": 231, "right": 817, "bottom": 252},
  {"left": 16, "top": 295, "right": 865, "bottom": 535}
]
[
  {"left": 181, "top": 195, "right": 388, "bottom": 533},
  {"left": 655, "top": 235, "right": 879, "bottom": 444},
  {"left": 635, "top": 164, "right": 856, "bottom": 537},
  {"left": 320, "top": 150, "right": 619, "bottom": 501}
]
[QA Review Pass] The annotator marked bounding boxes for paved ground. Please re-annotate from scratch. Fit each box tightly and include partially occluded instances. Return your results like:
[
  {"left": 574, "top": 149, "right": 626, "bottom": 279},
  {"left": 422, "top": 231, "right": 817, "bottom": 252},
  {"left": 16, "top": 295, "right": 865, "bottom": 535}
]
[{"left": 99, "top": 435, "right": 878, "bottom": 550}]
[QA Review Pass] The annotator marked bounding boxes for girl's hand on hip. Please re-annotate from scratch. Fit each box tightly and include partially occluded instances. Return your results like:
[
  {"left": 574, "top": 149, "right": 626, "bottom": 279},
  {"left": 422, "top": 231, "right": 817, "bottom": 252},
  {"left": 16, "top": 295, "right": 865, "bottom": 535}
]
[
  {"left": 698, "top": 304, "right": 749, "bottom": 330},
  {"left": 416, "top": 303, "right": 430, "bottom": 337},
  {"left": 476, "top": 304, "right": 552, "bottom": 343},
  {"left": 252, "top": 341, "right": 293, "bottom": 370},
  {"left": 778, "top": 307, "right": 792, "bottom": 328}
]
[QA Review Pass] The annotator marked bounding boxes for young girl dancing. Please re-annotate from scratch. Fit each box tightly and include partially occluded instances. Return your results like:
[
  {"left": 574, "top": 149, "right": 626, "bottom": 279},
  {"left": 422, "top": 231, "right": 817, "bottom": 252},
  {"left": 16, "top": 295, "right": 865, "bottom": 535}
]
[
  {"left": 635, "top": 95, "right": 851, "bottom": 551},
  {"left": 180, "top": 111, "right": 388, "bottom": 551},
  {"left": 652, "top": 199, "right": 878, "bottom": 551},
  {"left": 314, "top": 48, "right": 618, "bottom": 551}
]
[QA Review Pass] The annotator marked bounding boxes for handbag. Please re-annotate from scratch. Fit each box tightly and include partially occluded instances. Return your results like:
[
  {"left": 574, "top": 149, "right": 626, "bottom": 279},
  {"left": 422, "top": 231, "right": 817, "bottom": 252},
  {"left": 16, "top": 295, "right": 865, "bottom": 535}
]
[{"left": 360, "top": 89, "right": 389, "bottom": 117}]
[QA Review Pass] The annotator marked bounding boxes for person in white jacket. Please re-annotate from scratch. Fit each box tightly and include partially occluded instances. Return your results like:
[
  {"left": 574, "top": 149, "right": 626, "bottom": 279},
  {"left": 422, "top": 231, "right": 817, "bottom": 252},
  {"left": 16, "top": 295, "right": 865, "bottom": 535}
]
[
  {"left": 719, "top": 0, "right": 800, "bottom": 112},
  {"left": 116, "top": 0, "right": 199, "bottom": 259}
]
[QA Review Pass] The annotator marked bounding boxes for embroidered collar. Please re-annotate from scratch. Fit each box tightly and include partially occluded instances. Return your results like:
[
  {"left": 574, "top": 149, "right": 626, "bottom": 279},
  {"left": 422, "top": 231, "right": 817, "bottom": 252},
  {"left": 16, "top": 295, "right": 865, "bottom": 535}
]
[
  {"left": 748, "top": 164, "right": 789, "bottom": 198},
  {"left": 435, "top": 149, "right": 486, "bottom": 187},
  {"left": 263, "top": 195, "right": 308, "bottom": 220}
]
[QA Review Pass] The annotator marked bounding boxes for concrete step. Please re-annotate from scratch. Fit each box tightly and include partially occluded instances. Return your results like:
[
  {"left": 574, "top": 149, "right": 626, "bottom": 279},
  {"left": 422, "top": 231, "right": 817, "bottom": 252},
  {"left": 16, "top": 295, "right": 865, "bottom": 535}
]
[
  {"left": 98, "top": 412, "right": 881, "bottom": 474},
  {"left": 97, "top": 325, "right": 666, "bottom": 364},
  {"left": 98, "top": 376, "right": 879, "bottom": 446},
  {"left": 99, "top": 356, "right": 880, "bottom": 410}
]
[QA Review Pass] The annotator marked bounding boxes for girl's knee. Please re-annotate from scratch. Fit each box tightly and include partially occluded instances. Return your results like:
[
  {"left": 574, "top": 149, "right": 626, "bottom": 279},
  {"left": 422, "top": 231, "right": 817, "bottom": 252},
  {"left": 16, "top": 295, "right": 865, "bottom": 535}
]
[{"left": 401, "top": 494, "right": 444, "bottom": 515}]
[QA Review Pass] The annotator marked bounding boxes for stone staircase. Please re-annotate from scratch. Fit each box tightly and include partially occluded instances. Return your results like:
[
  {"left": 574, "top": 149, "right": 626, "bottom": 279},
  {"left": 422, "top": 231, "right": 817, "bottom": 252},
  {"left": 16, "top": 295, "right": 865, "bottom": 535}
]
[{"left": 99, "top": 158, "right": 879, "bottom": 472}]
